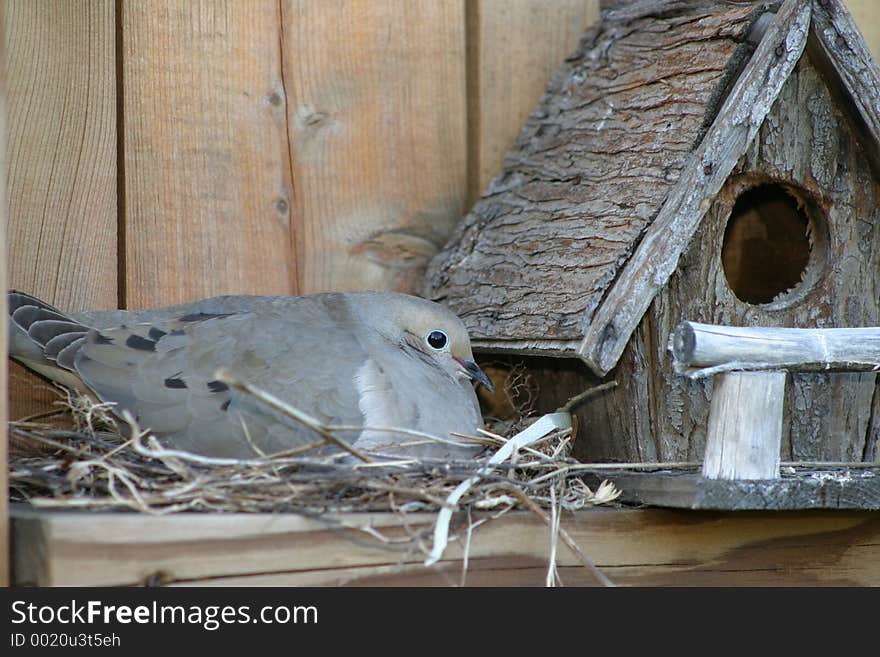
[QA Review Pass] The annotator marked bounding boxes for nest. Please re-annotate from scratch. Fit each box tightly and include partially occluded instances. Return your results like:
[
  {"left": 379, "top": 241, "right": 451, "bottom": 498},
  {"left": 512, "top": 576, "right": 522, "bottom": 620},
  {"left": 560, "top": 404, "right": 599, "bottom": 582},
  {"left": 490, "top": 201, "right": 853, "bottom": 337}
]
[{"left": 8, "top": 370, "right": 621, "bottom": 585}]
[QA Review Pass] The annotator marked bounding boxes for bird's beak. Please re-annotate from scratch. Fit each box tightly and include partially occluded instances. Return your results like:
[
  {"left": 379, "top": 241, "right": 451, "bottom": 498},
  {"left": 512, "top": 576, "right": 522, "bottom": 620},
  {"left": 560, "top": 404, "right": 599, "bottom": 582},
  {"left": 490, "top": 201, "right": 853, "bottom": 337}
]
[{"left": 455, "top": 357, "right": 494, "bottom": 392}]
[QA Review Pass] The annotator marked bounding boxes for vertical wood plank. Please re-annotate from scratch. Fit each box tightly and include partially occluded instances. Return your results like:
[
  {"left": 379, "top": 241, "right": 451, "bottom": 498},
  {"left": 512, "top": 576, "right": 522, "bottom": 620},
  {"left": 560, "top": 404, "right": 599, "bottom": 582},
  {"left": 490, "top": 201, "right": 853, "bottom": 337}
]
[
  {"left": 703, "top": 372, "right": 786, "bottom": 480},
  {"left": 845, "top": 0, "right": 880, "bottom": 62},
  {"left": 121, "top": 1, "right": 293, "bottom": 308},
  {"left": 5, "top": 0, "right": 117, "bottom": 419},
  {"left": 466, "top": 0, "right": 599, "bottom": 205},
  {"left": 282, "top": 0, "right": 467, "bottom": 295},
  {"left": 0, "top": 0, "right": 9, "bottom": 587}
]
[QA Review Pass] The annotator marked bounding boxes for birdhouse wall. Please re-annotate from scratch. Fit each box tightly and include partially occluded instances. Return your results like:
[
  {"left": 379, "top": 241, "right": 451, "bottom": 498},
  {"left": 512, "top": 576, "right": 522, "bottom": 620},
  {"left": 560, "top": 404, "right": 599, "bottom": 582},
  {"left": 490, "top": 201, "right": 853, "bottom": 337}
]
[{"left": 574, "top": 49, "right": 880, "bottom": 464}]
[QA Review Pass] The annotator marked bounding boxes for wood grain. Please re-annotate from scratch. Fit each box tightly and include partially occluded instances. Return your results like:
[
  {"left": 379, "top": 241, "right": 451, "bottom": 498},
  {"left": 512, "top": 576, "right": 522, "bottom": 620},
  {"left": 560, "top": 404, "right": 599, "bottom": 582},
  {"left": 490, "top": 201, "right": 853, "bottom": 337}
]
[
  {"left": 660, "top": 53, "right": 880, "bottom": 463},
  {"left": 811, "top": 0, "right": 880, "bottom": 174},
  {"left": 121, "top": 0, "right": 294, "bottom": 308},
  {"left": 579, "top": 0, "right": 811, "bottom": 375},
  {"left": 674, "top": 322, "right": 880, "bottom": 375},
  {"left": 581, "top": 43, "right": 880, "bottom": 464},
  {"left": 703, "top": 372, "right": 785, "bottom": 480},
  {"left": 0, "top": 0, "right": 8, "bottom": 587},
  {"left": 427, "top": 2, "right": 763, "bottom": 348},
  {"left": 799, "top": 1, "right": 880, "bottom": 463},
  {"left": 582, "top": 468, "right": 880, "bottom": 511},
  {"left": 466, "top": 0, "right": 599, "bottom": 206},
  {"left": 11, "top": 506, "right": 880, "bottom": 586},
  {"left": 5, "top": 0, "right": 117, "bottom": 419},
  {"left": 282, "top": 0, "right": 467, "bottom": 295},
  {"left": 844, "top": 0, "right": 880, "bottom": 62}
]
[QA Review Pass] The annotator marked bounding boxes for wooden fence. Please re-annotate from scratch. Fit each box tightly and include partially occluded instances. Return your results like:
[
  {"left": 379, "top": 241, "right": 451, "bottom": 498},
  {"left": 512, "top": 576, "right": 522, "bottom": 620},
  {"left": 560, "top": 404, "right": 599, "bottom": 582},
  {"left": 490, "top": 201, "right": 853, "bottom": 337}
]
[
  {"left": 0, "top": 0, "right": 599, "bottom": 586},
  {"left": 2, "top": 0, "right": 880, "bottom": 586},
  {"left": 5, "top": 0, "right": 598, "bottom": 419}
]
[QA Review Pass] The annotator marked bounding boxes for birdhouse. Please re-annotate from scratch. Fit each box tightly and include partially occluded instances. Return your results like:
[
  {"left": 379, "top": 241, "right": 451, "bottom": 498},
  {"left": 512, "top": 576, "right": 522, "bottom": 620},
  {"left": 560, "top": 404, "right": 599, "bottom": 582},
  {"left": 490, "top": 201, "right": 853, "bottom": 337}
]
[
  {"left": 426, "top": 0, "right": 880, "bottom": 468},
  {"left": 6, "top": 0, "right": 880, "bottom": 589}
]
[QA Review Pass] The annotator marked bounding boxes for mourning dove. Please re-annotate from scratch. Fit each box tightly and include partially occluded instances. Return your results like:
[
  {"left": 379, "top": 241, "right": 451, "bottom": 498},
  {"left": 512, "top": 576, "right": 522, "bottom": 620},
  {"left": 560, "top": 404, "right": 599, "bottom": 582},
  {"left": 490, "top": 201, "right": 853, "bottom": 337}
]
[{"left": 7, "top": 290, "right": 493, "bottom": 459}]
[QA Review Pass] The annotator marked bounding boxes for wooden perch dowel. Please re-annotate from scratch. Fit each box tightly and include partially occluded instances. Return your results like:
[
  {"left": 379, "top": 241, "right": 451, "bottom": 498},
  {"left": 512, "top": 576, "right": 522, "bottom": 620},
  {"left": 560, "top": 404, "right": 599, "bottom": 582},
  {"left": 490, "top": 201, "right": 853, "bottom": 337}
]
[
  {"left": 678, "top": 320, "right": 880, "bottom": 481},
  {"left": 672, "top": 321, "right": 880, "bottom": 376}
]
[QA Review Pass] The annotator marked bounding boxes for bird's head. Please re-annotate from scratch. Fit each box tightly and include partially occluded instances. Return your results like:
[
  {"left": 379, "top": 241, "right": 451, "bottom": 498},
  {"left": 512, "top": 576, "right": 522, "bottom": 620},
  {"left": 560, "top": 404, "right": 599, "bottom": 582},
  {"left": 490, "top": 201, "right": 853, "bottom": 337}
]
[{"left": 352, "top": 292, "right": 493, "bottom": 392}]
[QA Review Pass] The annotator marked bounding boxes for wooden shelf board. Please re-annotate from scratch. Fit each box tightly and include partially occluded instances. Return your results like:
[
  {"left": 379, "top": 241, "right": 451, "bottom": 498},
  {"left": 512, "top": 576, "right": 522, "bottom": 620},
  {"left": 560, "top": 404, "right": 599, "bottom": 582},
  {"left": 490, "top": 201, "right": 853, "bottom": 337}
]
[{"left": 11, "top": 503, "right": 880, "bottom": 586}]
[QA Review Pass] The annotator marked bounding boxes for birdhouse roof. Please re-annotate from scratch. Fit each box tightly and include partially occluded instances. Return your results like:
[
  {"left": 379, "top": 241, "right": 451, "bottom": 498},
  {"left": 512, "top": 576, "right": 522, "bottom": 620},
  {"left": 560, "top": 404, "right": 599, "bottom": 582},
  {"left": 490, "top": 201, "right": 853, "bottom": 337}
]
[{"left": 425, "top": 0, "right": 880, "bottom": 376}]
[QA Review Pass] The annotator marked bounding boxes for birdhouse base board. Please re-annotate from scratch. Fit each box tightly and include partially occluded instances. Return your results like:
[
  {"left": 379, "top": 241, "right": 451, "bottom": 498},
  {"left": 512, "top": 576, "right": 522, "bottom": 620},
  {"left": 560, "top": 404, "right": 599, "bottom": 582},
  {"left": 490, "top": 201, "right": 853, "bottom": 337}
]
[{"left": 581, "top": 468, "right": 880, "bottom": 511}]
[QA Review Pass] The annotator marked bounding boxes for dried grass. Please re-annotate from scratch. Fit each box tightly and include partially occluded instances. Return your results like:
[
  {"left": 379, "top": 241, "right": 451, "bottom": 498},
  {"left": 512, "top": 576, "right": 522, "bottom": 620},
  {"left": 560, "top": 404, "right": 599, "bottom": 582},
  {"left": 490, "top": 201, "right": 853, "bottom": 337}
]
[{"left": 8, "top": 378, "right": 621, "bottom": 585}]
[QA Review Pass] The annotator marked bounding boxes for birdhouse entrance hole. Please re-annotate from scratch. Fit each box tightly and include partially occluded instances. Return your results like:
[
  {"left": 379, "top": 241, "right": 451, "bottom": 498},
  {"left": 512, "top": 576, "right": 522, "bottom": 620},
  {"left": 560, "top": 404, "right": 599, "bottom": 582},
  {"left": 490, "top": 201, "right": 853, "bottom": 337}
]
[{"left": 721, "top": 182, "right": 822, "bottom": 306}]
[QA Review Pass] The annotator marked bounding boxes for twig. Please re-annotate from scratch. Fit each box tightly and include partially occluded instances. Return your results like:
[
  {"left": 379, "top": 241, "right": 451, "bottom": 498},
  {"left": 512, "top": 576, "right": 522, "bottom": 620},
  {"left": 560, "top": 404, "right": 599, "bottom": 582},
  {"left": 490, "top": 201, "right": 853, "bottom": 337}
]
[
  {"left": 12, "top": 408, "right": 70, "bottom": 423},
  {"left": 559, "top": 381, "right": 618, "bottom": 413},
  {"left": 124, "top": 415, "right": 333, "bottom": 469},
  {"left": 506, "top": 485, "right": 615, "bottom": 587},
  {"left": 781, "top": 461, "right": 880, "bottom": 469},
  {"left": 215, "top": 368, "right": 373, "bottom": 463},
  {"left": 330, "top": 424, "right": 482, "bottom": 450},
  {"left": 530, "top": 460, "right": 880, "bottom": 472},
  {"left": 536, "top": 461, "right": 701, "bottom": 471},
  {"left": 9, "top": 429, "right": 101, "bottom": 459}
]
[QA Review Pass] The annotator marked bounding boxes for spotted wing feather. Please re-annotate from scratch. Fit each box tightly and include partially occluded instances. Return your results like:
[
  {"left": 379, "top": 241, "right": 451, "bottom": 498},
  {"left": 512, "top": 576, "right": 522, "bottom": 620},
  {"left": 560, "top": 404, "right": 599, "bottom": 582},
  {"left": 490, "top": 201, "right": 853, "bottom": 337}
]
[{"left": 71, "top": 298, "right": 369, "bottom": 457}]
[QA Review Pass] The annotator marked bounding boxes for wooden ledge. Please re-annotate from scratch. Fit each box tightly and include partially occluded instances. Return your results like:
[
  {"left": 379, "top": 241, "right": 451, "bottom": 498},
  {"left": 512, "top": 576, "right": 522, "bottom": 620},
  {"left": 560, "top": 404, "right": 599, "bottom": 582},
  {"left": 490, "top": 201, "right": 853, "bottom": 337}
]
[
  {"left": 582, "top": 468, "right": 880, "bottom": 511},
  {"left": 11, "top": 504, "right": 880, "bottom": 586}
]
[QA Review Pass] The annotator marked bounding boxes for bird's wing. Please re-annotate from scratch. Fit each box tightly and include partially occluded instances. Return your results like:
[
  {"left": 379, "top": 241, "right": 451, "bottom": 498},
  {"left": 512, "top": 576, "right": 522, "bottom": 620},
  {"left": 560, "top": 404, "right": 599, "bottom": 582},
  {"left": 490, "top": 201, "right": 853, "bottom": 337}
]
[
  {"left": 70, "top": 300, "right": 369, "bottom": 458},
  {"left": 7, "top": 290, "right": 95, "bottom": 392}
]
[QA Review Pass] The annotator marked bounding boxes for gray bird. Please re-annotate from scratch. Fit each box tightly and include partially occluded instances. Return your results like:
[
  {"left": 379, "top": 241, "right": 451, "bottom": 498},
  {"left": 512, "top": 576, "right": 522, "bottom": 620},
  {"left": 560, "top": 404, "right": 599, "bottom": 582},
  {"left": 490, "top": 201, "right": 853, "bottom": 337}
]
[{"left": 7, "top": 290, "right": 493, "bottom": 459}]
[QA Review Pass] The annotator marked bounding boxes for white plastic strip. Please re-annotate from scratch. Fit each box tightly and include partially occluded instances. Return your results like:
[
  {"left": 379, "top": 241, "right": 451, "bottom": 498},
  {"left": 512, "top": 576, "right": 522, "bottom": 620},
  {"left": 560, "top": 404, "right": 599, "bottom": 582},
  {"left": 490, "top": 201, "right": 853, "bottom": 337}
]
[{"left": 424, "top": 412, "right": 573, "bottom": 566}]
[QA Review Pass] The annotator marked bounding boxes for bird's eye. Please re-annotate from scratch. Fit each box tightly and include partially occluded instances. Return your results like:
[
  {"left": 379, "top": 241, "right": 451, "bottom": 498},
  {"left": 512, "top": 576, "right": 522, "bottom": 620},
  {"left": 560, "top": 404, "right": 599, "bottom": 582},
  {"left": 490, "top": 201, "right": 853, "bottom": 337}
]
[{"left": 425, "top": 329, "right": 449, "bottom": 351}]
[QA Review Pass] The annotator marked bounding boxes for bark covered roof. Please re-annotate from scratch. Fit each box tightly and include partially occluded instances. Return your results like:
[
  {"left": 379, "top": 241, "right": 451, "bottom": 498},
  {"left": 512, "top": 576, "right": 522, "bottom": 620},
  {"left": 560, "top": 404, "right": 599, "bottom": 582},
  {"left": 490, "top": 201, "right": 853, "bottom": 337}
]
[{"left": 426, "top": 1, "right": 764, "bottom": 353}]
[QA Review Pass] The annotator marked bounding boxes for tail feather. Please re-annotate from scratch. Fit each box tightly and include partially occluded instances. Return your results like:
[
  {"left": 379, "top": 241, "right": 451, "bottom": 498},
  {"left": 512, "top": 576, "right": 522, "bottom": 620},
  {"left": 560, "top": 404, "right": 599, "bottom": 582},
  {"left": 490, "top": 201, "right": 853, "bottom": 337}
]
[
  {"left": 11, "top": 304, "right": 70, "bottom": 330},
  {"left": 45, "top": 331, "right": 88, "bottom": 361},
  {"left": 7, "top": 290, "right": 93, "bottom": 392},
  {"left": 27, "top": 319, "right": 88, "bottom": 351},
  {"left": 8, "top": 290, "right": 65, "bottom": 315},
  {"left": 55, "top": 336, "right": 86, "bottom": 370}
]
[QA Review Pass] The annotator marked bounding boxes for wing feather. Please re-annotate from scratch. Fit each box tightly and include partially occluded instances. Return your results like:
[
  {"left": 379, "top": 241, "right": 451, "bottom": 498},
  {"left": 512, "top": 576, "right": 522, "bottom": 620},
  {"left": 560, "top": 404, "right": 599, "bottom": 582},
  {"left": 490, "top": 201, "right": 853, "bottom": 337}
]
[{"left": 70, "top": 297, "right": 367, "bottom": 456}]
